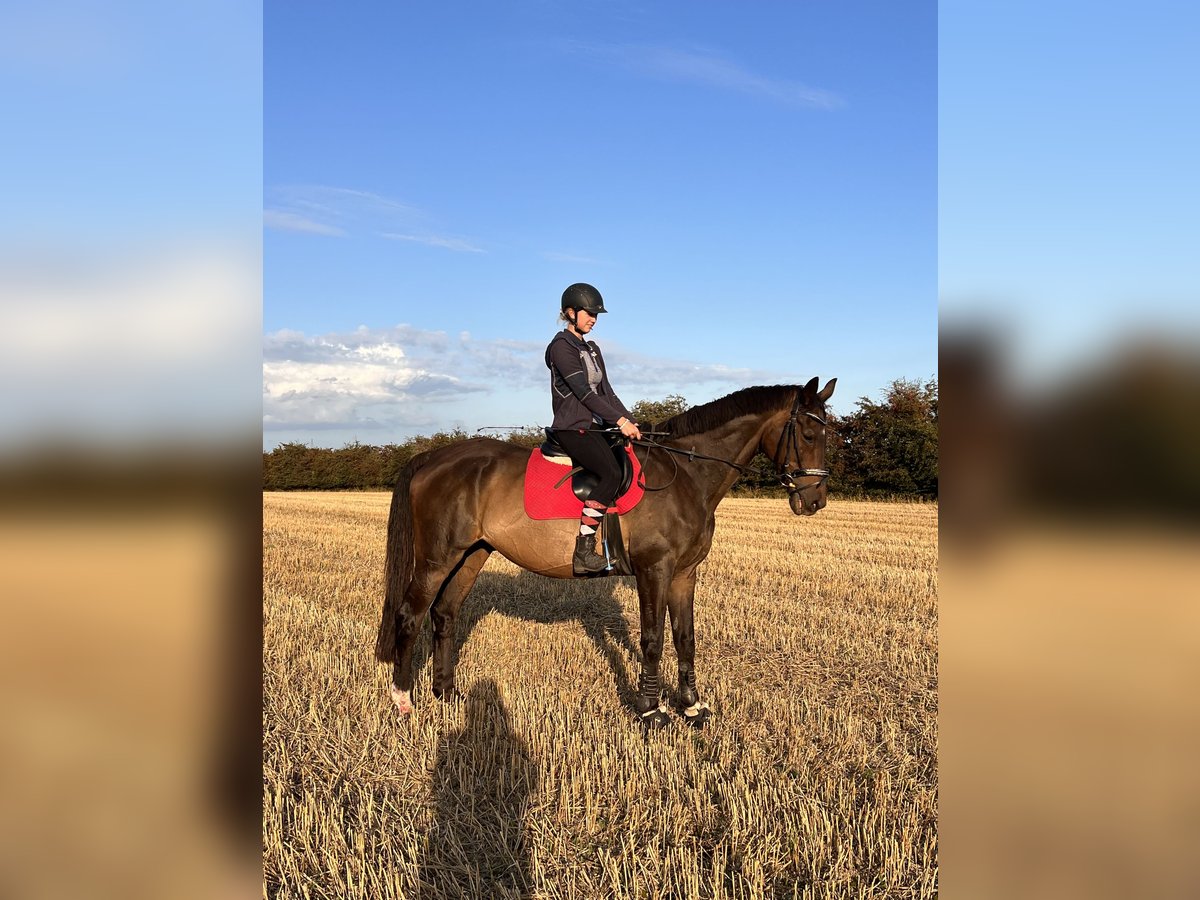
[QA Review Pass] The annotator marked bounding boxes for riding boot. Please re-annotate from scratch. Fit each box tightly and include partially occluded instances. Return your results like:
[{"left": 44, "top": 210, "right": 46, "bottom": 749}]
[{"left": 573, "top": 529, "right": 609, "bottom": 575}]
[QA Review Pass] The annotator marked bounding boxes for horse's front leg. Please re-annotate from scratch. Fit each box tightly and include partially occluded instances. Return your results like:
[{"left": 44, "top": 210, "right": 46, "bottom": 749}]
[
  {"left": 667, "top": 568, "right": 710, "bottom": 727},
  {"left": 633, "top": 562, "right": 672, "bottom": 729}
]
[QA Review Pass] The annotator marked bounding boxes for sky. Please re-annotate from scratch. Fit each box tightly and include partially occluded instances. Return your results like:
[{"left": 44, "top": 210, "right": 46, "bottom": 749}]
[
  {"left": 1, "top": 1, "right": 262, "bottom": 450},
  {"left": 264, "top": 1, "right": 937, "bottom": 449},
  {"left": 940, "top": 0, "right": 1200, "bottom": 389},
  {"left": 1, "top": 2, "right": 1193, "bottom": 454}
]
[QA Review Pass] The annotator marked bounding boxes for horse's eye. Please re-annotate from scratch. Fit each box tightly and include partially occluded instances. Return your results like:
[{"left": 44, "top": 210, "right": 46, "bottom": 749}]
[{"left": 802, "top": 430, "right": 815, "bottom": 442}]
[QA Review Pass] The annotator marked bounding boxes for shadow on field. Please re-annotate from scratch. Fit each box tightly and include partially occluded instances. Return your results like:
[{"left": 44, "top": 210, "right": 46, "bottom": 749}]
[
  {"left": 419, "top": 678, "right": 538, "bottom": 899},
  {"left": 412, "top": 569, "right": 640, "bottom": 708}
]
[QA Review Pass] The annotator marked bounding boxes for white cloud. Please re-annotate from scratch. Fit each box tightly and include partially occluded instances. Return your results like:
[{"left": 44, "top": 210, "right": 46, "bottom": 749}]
[
  {"left": 3, "top": 246, "right": 257, "bottom": 366},
  {"left": 263, "top": 327, "right": 494, "bottom": 431},
  {"left": 263, "top": 184, "right": 438, "bottom": 241},
  {"left": 574, "top": 41, "right": 842, "bottom": 110},
  {"left": 380, "top": 232, "right": 486, "bottom": 253},
  {"left": 263, "top": 185, "right": 486, "bottom": 251},
  {"left": 263, "top": 209, "right": 345, "bottom": 236},
  {"left": 304, "top": 186, "right": 413, "bottom": 213},
  {"left": 263, "top": 354, "right": 470, "bottom": 430},
  {"left": 268, "top": 184, "right": 418, "bottom": 219},
  {"left": 262, "top": 324, "right": 773, "bottom": 439},
  {"left": 0, "top": 242, "right": 260, "bottom": 445},
  {"left": 265, "top": 211, "right": 345, "bottom": 237}
]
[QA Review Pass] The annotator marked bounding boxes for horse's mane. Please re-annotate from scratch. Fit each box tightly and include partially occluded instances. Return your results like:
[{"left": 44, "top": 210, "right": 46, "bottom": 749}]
[{"left": 654, "top": 385, "right": 799, "bottom": 439}]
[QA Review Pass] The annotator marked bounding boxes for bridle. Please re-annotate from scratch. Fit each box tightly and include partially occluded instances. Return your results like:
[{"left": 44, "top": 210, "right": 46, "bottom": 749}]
[
  {"left": 772, "top": 391, "right": 830, "bottom": 493},
  {"left": 630, "top": 390, "right": 829, "bottom": 493}
]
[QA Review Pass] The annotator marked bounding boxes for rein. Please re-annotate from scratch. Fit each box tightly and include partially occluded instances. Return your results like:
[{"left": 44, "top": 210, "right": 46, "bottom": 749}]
[
  {"left": 624, "top": 393, "right": 831, "bottom": 492},
  {"left": 560, "top": 428, "right": 751, "bottom": 492},
  {"left": 629, "top": 437, "right": 743, "bottom": 491},
  {"left": 631, "top": 437, "right": 757, "bottom": 472}
]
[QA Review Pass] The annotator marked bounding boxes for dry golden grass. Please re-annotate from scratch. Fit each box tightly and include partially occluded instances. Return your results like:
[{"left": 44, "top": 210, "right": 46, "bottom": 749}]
[{"left": 264, "top": 494, "right": 937, "bottom": 899}]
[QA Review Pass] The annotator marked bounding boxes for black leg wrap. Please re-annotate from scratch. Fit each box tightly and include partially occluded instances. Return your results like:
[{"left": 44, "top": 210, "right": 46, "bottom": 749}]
[
  {"left": 677, "top": 668, "right": 710, "bottom": 728},
  {"left": 634, "top": 671, "right": 670, "bottom": 729},
  {"left": 634, "top": 672, "right": 661, "bottom": 712},
  {"left": 678, "top": 668, "right": 699, "bottom": 708}
]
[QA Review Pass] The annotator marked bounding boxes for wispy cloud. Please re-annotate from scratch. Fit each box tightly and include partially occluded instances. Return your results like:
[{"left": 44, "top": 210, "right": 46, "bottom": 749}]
[
  {"left": 381, "top": 233, "right": 486, "bottom": 254},
  {"left": 268, "top": 184, "right": 418, "bottom": 221},
  {"left": 263, "top": 185, "right": 483, "bottom": 250},
  {"left": 572, "top": 41, "right": 842, "bottom": 110},
  {"left": 307, "top": 186, "right": 414, "bottom": 213},
  {"left": 263, "top": 209, "right": 345, "bottom": 236}
]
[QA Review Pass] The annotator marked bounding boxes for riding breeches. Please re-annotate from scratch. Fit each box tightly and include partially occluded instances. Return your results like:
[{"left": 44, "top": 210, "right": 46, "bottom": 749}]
[{"left": 552, "top": 429, "right": 622, "bottom": 507}]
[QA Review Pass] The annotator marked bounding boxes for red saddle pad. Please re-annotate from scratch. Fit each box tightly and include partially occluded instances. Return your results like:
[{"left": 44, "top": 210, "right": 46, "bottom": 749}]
[{"left": 523, "top": 446, "right": 645, "bottom": 520}]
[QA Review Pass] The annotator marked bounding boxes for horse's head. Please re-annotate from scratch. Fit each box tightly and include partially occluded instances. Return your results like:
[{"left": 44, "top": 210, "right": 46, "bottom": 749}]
[{"left": 764, "top": 376, "right": 837, "bottom": 516}]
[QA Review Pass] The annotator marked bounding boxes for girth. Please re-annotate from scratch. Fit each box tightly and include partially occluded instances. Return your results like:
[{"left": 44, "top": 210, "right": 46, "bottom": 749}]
[{"left": 540, "top": 428, "right": 634, "bottom": 503}]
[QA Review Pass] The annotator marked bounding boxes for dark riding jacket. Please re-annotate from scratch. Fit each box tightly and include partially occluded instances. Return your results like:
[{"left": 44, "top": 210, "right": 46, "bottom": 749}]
[{"left": 546, "top": 329, "right": 633, "bottom": 430}]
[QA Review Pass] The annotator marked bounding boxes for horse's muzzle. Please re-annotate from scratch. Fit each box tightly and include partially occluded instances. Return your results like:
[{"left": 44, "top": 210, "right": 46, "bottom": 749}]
[{"left": 789, "top": 488, "right": 825, "bottom": 517}]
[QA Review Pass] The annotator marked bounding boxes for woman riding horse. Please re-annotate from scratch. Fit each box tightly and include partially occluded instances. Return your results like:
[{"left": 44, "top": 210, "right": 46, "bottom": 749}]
[
  {"left": 376, "top": 298, "right": 836, "bottom": 725},
  {"left": 546, "top": 283, "right": 643, "bottom": 574}
]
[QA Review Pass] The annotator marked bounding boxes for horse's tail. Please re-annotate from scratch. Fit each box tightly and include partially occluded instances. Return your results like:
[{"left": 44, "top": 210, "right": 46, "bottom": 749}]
[{"left": 374, "top": 452, "right": 432, "bottom": 663}]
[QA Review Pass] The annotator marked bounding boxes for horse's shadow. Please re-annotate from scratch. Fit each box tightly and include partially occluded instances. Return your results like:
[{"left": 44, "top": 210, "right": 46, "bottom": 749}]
[{"left": 412, "top": 569, "right": 641, "bottom": 707}]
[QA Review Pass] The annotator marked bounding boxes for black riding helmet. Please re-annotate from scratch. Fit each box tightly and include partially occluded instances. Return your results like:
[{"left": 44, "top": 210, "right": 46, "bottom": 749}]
[{"left": 561, "top": 282, "right": 607, "bottom": 315}]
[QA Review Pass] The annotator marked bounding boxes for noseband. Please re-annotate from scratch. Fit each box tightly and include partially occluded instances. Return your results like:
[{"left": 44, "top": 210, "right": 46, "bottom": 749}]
[{"left": 774, "top": 392, "right": 829, "bottom": 492}]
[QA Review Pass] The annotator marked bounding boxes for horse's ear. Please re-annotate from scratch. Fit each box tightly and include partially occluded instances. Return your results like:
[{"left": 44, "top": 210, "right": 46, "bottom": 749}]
[
  {"left": 817, "top": 378, "right": 837, "bottom": 402},
  {"left": 803, "top": 376, "right": 819, "bottom": 395}
]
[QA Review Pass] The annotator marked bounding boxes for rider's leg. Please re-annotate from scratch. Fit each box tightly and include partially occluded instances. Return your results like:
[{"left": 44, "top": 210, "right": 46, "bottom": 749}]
[
  {"left": 554, "top": 429, "right": 623, "bottom": 502},
  {"left": 554, "top": 429, "right": 622, "bottom": 573}
]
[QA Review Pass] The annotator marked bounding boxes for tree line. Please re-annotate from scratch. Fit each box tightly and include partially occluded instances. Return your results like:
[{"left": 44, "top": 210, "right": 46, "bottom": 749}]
[{"left": 263, "top": 378, "right": 937, "bottom": 499}]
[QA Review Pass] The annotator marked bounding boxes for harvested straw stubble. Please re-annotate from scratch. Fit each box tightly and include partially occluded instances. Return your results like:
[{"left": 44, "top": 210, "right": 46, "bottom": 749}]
[{"left": 264, "top": 493, "right": 937, "bottom": 899}]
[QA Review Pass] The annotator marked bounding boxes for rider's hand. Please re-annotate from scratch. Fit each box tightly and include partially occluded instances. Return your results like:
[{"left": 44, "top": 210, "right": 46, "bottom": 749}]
[{"left": 618, "top": 418, "right": 642, "bottom": 440}]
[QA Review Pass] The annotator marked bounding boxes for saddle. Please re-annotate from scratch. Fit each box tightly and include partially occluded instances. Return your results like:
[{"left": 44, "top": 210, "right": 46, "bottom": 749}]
[
  {"left": 539, "top": 428, "right": 634, "bottom": 502},
  {"left": 523, "top": 431, "right": 645, "bottom": 577},
  {"left": 523, "top": 431, "right": 645, "bottom": 521}
]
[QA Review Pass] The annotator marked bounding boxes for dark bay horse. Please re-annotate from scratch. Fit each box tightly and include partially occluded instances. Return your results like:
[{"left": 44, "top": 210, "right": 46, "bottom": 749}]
[{"left": 375, "top": 377, "right": 836, "bottom": 727}]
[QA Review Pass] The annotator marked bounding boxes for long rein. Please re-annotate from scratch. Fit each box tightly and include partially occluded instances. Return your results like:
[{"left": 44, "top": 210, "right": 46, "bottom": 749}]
[
  {"left": 627, "top": 434, "right": 747, "bottom": 491},
  {"left": 624, "top": 404, "right": 831, "bottom": 492}
]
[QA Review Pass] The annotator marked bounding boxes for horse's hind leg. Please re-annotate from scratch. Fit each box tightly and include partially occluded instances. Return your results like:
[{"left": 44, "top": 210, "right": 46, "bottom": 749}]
[
  {"left": 390, "top": 559, "right": 462, "bottom": 715},
  {"left": 429, "top": 545, "right": 490, "bottom": 701}
]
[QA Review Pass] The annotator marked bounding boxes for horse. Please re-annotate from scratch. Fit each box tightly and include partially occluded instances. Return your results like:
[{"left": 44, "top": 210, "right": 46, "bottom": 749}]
[{"left": 375, "top": 376, "right": 837, "bottom": 727}]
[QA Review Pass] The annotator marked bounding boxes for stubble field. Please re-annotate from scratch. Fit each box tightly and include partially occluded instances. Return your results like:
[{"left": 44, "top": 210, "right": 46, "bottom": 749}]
[{"left": 263, "top": 493, "right": 937, "bottom": 899}]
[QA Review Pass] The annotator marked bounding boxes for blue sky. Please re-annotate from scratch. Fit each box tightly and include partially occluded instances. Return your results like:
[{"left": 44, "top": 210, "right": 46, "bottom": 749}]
[
  {"left": 264, "top": 2, "right": 937, "bottom": 448},
  {"left": 3, "top": 3, "right": 1193, "bottom": 454},
  {"left": 940, "top": 1, "right": 1200, "bottom": 386},
  {"left": 2, "top": 1, "right": 260, "bottom": 246}
]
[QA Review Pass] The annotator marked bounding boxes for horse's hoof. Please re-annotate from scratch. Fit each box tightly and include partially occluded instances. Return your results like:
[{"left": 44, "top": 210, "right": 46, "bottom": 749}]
[
  {"left": 639, "top": 703, "right": 672, "bottom": 730},
  {"left": 681, "top": 701, "right": 711, "bottom": 728},
  {"left": 433, "top": 686, "right": 462, "bottom": 703},
  {"left": 390, "top": 683, "right": 413, "bottom": 716}
]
